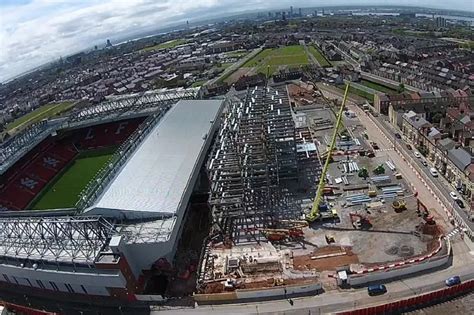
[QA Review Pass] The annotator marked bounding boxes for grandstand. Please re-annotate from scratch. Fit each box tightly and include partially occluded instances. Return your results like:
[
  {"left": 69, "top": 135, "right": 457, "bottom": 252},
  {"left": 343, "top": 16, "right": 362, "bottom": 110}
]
[{"left": 0, "top": 88, "right": 223, "bottom": 306}]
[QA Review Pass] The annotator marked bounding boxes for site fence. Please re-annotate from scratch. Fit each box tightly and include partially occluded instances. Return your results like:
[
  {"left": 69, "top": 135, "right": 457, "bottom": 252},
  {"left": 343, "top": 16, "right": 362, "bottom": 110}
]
[{"left": 337, "top": 279, "right": 474, "bottom": 315}]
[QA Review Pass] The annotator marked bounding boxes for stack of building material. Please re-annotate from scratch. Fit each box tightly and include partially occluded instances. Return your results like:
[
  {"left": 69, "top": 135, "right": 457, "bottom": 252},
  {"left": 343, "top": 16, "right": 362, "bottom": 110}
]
[
  {"left": 381, "top": 185, "right": 404, "bottom": 199},
  {"left": 346, "top": 193, "right": 371, "bottom": 205},
  {"left": 371, "top": 175, "right": 391, "bottom": 183}
]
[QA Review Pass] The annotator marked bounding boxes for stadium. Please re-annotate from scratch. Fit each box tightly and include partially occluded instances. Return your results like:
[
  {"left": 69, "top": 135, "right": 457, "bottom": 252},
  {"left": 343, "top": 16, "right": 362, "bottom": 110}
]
[{"left": 0, "top": 88, "right": 224, "bottom": 306}]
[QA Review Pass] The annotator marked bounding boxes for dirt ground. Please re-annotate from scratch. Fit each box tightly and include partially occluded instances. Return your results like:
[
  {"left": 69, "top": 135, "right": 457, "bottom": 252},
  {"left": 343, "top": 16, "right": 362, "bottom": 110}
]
[
  {"left": 225, "top": 67, "right": 255, "bottom": 84},
  {"left": 293, "top": 246, "right": 359, "bottom": 271}
]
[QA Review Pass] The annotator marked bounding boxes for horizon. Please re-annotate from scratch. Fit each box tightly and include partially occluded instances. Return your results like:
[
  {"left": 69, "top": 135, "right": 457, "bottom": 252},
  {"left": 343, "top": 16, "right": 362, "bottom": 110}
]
[{"left": 1, "top": 1, "right": 473, "bottom": 83}]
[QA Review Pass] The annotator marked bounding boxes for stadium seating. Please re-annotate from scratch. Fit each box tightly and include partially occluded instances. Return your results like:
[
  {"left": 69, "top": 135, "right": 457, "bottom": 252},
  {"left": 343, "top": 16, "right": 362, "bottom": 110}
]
[
  {"left": 75, "top": 118, "right": 144, "bottom": 150},
  {"left": 0, "top": 118, "right": 144, "bottom": 211}
]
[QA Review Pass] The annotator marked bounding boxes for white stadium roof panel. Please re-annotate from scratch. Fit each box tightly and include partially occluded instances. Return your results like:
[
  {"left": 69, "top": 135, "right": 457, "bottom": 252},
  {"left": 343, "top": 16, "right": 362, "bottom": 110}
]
[{"left": 88, "top": 99, "right": 223, "bottom": 219}]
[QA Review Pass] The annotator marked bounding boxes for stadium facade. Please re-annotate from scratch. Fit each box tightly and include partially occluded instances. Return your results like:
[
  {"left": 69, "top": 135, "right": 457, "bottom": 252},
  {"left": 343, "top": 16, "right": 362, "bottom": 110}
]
[{"left": 0, "top": 89, "right": 224, "bottom": 303}]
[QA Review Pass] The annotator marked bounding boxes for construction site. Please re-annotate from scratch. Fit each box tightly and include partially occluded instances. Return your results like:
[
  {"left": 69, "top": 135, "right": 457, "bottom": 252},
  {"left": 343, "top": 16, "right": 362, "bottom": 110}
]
[{"left": 195, "top": 82, "right": 446, "bottom": 298}]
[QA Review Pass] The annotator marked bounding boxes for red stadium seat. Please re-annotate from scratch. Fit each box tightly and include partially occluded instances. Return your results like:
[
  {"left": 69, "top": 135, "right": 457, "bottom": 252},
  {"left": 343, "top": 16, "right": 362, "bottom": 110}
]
[{"left": 0, "top": 118, "right": 143, "bottom": 210}]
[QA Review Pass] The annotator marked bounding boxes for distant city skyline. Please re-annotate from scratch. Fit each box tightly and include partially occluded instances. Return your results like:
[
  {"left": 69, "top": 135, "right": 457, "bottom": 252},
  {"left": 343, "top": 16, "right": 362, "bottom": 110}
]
[{"left": 0, "top": 0, "right": 473, "bottom": 82}]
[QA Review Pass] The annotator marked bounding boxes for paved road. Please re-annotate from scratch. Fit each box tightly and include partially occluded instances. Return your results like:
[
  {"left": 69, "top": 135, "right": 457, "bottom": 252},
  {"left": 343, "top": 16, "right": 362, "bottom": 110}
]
[
  {"left": 303, "top": 42, "right": 321, "bottom": 67},
  {"left": 153, "top": 263, "right": 474, "bottom": 315}
]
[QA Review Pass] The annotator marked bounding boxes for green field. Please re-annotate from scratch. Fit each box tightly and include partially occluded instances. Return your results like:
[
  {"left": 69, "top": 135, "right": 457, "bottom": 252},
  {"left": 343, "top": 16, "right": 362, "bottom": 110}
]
[
  {"left": 242, "top": 45, "right": 310, "bottom": 75},
  {"left": 349, "top": 85, "right": 375, "bottom": 103},
  {"left": 224, "top": 50, "right": 248, "bottom": 58},
  {"left": 192, "top": 80, "right": 207, "bottom": 87},
  {"left": 359, "top": 79, "right": 398, "bottom": 94},
  {"left": 308, "top": 46, "right": 331, "bottom": 67},
  {"left": 30, "top": 148, "right": 115, "bottom": 210},
  {"left": 140, "top": 39, "right": 187, "bottom": 52},
  {"left": 6, "top": 101, "right": 74, "bottom": 132}
]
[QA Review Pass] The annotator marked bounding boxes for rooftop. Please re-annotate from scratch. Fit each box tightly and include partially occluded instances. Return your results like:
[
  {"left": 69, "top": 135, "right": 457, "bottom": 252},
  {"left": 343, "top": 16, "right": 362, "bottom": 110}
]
[{"left": 88, "top": 99, "right": 223, "bottom": 219}]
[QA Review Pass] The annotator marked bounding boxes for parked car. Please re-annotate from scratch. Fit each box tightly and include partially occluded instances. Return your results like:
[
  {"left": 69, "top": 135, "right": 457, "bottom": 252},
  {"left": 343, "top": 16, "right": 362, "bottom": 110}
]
[
  {"left": 445, "top": 276, "right": 461, "bottom": 287},
  {"left": 406, "top": 144, "right": 412, "bottom": 150},
  {"left": 395, "top": 133, "right": 401, "bottom": 139},
  {"left": 421, "top": 160, "right": 428, "bottom": 166},
  {"left": 449, "top": 192, "right": 459, "bottom": 200},
  {"left": 455, "top": 199, "right": 465, "bottom": 208},
  {"left": 368, "top": 284, "right": 387, "bottom": 296},
  {"left": 429, "top": 168, "right": 438, "bottom": 177},
  {"left": 414, "top": 151, "right": 421, "bottom": 158}
]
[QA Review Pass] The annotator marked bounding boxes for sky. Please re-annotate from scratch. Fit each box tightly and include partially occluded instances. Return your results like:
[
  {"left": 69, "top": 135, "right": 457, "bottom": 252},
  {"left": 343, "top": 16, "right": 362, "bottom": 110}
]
[{"left": 0, "top": 0, "right": 473, "bottom": 82}]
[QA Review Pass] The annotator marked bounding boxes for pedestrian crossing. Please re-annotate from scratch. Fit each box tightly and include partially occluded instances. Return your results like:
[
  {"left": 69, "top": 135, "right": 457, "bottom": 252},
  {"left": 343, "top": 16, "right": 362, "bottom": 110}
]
[
  {"left": 374, "top": 148, "right": 394, "bottom": 153},
  {"left": 446, "top": 228, "right": 462, "bottom": 239}
]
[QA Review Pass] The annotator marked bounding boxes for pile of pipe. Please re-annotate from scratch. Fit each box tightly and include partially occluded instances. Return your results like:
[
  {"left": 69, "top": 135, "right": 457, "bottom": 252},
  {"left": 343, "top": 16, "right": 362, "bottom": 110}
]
[
  {"left": 381, "top": 185, "right": 403, "bottom": 199},
  {"left": 346, "top": 193, "right": 371, "bottom": 205},
  {"left": 371, "top": 175, "right": 391, "bottom": 183},
  {"left": 343, "top": 161, "right": 360, "bottom": 173}
]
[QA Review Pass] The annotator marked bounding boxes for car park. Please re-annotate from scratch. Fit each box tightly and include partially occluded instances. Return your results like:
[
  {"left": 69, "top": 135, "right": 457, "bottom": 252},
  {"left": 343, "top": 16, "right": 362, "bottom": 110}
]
[
  {"left": 445, "top": 276, "right": 461, "bottom": 287},
  {"left": 449, "top": 192, "right": 459, "bottom": 200},
  {"left": 368, "top": 284, "right": 387, "bottom": 296}
]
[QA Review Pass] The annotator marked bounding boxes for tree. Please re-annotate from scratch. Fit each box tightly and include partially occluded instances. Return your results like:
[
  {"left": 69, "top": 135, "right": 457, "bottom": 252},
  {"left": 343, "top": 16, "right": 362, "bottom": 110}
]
[
  {"left": 358, "top": 168, "right": 369, "bottom": 179},
  {"left": 398, "top": 83, "right": 405, "bottom": 93},
  {"left": 373, "top": 165, "right": 385, "bottom": 175}
]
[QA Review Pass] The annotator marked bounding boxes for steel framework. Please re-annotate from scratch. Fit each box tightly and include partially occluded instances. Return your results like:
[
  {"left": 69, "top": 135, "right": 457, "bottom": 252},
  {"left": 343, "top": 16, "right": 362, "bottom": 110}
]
[
  {"left": 0, "top": 120, "right": 59, "bottom": 175},
  {"left": 207, "top": 85, "right": 299, "bottom": 244},
  {"left": 0, "top": 216, "right": 116, "bottom": 267},
  {"left": 67, "top": 87, "right": 200, "bottom": 124}
]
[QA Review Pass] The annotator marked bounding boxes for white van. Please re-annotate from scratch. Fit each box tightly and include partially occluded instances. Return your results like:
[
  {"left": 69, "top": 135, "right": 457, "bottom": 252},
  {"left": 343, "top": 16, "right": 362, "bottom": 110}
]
[{"left": 429, "top": 168, "right": 438, "bottom": 177}]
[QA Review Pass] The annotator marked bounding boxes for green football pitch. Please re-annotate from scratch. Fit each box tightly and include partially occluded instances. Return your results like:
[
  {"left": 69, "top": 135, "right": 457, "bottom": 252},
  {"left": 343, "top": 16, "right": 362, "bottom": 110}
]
[{"left": 29, "top": 148, "right": 115, "bottom": 210}]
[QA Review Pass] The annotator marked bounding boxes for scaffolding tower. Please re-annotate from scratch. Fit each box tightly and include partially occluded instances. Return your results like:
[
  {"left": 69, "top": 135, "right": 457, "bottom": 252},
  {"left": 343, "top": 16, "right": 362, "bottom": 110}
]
[{"left": 207, "top": 85, "right": 299, "bottom": 244}]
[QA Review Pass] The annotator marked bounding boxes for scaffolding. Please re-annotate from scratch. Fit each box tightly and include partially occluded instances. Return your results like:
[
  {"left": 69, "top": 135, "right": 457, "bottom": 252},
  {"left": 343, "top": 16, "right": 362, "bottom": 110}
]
[{"left": 207, "top": 85, "right": 299, "bottom": 244}]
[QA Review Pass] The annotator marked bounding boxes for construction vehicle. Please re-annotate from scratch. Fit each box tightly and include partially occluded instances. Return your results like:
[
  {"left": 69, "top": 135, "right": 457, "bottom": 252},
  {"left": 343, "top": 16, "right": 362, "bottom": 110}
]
[
  {"left": 259, "top": 228, "right": 304, "bottom": 242},
  {"left": 416, "top": 199, "right": 436, "bottom": 225},
  {"left": 368, "top": 185, "right": 377, "bottom": 197},
  {"left": 325, "top": 234, "right": 335, "bottom": 244},
  {"left": 392, "top": 200, "right": 407, "bottom": 212},
  {"left": 349, "top": 212, "right": 372, "bottom": 229},
  {"left": 306, "top": 84, "right": 351, "bottom": 222}
]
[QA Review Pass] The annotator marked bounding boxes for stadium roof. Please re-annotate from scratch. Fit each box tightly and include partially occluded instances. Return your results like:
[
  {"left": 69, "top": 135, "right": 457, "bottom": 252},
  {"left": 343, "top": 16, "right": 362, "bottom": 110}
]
[{"left": 87, "top": 99, "right": 223, "bottom": 219}]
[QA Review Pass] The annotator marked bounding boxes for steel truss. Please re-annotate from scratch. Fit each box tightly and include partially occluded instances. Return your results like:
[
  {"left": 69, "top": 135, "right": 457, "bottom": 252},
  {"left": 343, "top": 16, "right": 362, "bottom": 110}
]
[
  {"left": 207, "top": 85, "right": 299, "bottom": 244},
  {"left": 68, "top": 87, "right": 200, "bottom": 123},
  {"left": 0, "top": 216, "right": 116, "bottom": 267},
  {"left": 0, "top": 120, "right": 60, "bottom": 175}
]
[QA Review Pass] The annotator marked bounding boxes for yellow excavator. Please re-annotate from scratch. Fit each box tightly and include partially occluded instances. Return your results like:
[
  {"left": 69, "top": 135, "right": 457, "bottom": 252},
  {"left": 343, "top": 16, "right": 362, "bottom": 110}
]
[{"left": 306, "top": 83, "right": 350, "bottom": 222}]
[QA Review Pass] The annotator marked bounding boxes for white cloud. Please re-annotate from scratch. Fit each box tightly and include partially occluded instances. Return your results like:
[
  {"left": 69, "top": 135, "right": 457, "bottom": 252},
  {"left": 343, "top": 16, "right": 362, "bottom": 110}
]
[{"left": 0, "top": 0, "right": 473, "bottom": 82}]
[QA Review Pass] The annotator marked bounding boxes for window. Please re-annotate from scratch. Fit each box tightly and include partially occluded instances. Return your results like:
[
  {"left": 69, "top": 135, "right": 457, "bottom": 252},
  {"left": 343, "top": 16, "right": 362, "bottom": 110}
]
[
  {"left": 49, "top": 281, "right": 59, "bottom": 291},
  {"left": 81, "top": 285, "right": 88, "bottom": 294},
  {"left": 36, "top": 280, "right": 45, "bottom": 289},
  {"left": 65, "top": 283, "right": 75, "bottom": 293}
]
